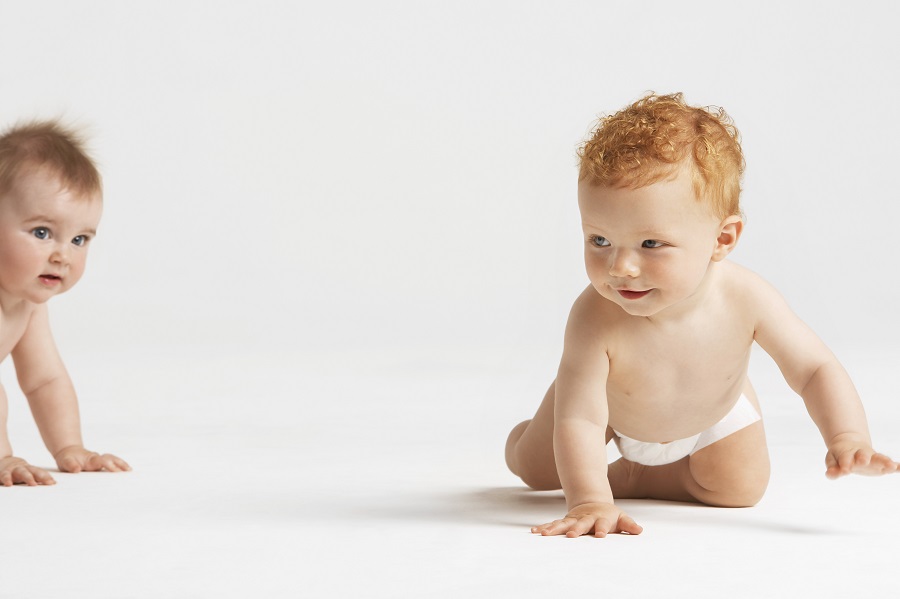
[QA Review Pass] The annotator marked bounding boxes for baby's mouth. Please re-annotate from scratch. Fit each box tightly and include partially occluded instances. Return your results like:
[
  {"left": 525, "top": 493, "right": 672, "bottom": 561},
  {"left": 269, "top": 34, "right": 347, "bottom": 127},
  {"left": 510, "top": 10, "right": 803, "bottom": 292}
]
[
  {"left": 617, "top": 289, "right": 651, "bottom": 300},
  {"left": 39, "top": 274, "right": 62, "bottom": 284}
]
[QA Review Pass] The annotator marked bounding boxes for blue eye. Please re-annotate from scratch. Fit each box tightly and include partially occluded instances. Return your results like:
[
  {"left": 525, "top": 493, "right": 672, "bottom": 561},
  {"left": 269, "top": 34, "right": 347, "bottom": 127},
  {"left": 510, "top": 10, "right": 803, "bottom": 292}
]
[
  {"left": 32, "top": 227, "right": 50, "bottom": 240},
  {"left": 590, "top": 236, "right": 610, "bottom": 247},
  {"left": 72, "top": 235, "right": 89, "bottom": 247},
  {"left": 642, "top": 240, "right": 664, "bottom": 248}
]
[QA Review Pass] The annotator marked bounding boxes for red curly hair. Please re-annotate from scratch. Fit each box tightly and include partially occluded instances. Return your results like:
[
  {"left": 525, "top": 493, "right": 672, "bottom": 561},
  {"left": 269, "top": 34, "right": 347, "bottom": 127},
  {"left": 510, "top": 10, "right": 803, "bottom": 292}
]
[{"left": 578, "top": 93, "right": 744, "bottom": 219}]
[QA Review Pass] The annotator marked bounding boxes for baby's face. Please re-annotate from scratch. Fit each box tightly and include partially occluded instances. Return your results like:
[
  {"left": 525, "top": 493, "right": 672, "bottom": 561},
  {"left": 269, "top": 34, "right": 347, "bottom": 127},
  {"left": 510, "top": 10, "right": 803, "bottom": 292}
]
[
  {"left": 578, "top": 166, "right": 727, "bottom": 318},
  {"left": 0, "top": 168, "right": 102, "bottom": 305}
]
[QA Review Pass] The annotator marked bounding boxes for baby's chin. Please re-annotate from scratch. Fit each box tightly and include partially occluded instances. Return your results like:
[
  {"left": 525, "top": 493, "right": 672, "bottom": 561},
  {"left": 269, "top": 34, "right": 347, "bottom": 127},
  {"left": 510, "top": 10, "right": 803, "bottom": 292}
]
[
  {"left": 615, "top": 302, "right": 661, "bottom": 317},
  {"left": 598, "top": 288, "right": 663, "bottom": 317},
  {"left": 26, "top": 287, "right": 73, "bottom": 305}
]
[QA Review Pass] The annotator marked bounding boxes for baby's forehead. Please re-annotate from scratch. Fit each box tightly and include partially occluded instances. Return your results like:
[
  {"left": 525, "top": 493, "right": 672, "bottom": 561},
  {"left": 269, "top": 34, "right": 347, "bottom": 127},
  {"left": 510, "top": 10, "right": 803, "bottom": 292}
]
[
  {"left": 10, "top": 165, "right": 102, "bottom": 203},
  {"left": 578, "top": 182, "right": 719, "bottom": 232}
]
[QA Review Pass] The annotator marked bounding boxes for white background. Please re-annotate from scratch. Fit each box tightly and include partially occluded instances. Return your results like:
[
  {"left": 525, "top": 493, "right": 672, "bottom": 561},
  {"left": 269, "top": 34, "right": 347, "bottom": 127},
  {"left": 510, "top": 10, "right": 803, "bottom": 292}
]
[{"left": 0, "top": 2, "right": 898, "bottom": 598}]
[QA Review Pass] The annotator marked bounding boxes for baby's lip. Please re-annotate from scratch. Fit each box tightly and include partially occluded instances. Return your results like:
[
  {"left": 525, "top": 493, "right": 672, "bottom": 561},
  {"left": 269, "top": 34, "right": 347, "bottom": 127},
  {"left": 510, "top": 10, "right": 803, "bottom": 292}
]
[{"left": 616, "top": 288, "right": 651, "bottom": 300}]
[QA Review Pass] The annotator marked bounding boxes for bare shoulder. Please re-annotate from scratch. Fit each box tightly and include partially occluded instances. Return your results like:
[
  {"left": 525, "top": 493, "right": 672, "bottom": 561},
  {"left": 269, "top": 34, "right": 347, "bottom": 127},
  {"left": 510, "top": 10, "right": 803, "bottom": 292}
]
[
  {"left": 718, "top": 261, "right": 786, "bottom": 309},
  {"left": 718, "top": 259, "right": 768, "bottom": 289},
  {"left": 717, "top": 260, "right": 796, "bottom": 334},
  {"left": 563, "top": 285, "right": 621, "bottom": 353},
  {"left": 557, "top": 286, "right": 614, "bottom": 397}
]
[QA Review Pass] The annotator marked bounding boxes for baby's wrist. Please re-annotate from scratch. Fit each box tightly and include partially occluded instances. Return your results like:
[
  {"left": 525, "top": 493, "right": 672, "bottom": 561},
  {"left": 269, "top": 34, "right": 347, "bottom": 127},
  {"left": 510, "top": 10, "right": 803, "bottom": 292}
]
[
  {"left": 827, "top": 431, "right": 871, "bottom": 449},
  {"left": 566, "top": 496, "right": 615, "bottom": 511},
  {"left": 52, "top": 444, "right": 86, "bottom": 459}
]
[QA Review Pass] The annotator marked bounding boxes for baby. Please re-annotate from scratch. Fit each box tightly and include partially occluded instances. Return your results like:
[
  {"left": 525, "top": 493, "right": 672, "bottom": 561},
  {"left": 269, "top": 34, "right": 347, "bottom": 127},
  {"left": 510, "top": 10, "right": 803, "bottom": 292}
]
[
  {"left": 505, "top": 93, "right": 898, "bottom": 537},
  {"left": 0, "top": 121, "right": 130, "bottom": 486}
]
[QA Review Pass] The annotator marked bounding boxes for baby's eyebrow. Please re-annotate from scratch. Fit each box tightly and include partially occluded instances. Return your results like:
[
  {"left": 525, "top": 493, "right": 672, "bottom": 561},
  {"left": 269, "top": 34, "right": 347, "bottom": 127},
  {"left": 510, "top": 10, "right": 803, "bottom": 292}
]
[
  {"left": 581, "top": 220, "right": 608, "bottom": 232},
  {"left": 583, "top": 223, "right": 670, "bottom": 239},
  {"left": 24, "top": 215, "right": 54, "bottom": 225},
  {"left": 633, "top": 229, "right": 669, "bottom": 238},
  {"left": 24, "top": 215, "right": 96, "bottom": 236}
]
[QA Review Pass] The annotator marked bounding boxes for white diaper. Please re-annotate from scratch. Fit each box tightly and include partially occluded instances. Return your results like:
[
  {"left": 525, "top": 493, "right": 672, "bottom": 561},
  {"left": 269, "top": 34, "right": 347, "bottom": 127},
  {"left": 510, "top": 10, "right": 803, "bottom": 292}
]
[{"left": 612, "top": 395, "right": 761, "bottom": 466}]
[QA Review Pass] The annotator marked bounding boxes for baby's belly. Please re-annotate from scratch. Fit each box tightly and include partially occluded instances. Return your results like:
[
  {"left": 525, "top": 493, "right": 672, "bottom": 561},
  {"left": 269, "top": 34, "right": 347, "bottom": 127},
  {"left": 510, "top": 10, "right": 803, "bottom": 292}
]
[{"left": 606, "top": 379, "right": 750, "bottom": 443}]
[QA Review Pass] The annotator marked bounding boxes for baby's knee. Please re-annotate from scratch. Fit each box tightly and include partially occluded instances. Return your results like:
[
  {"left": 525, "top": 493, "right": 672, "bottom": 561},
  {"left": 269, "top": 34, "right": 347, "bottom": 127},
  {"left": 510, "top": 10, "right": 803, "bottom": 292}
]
[
  {"left": 505, "top": 421, "right": 561, "bottom": 491},
  {"left": 504, "top": 420, "right": 531, "bottom": 475},
  {"left": 516, "top": 469, "right": 562, "bottom": 491},
  {"left": 701, "top": 467, "right": 770, "bottom": 508},
  {"left": 689, "top": 450, "right": 770, "bottom": 508}
]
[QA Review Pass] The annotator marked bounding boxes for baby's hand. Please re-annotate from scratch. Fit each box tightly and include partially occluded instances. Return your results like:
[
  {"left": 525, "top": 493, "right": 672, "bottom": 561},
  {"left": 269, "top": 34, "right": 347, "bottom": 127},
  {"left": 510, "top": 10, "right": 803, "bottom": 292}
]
[
  {"left": 54, "top": 446, "right": 131, "bottom": 474},
  {"left": 0, "top": 456, "right": 57, "bottom": 486},
  {"left": 825, "top": 434, "right": 899, "bottom": 479},
  {"left": 531, "top": 502, "right": 643, "bottom": 538}
]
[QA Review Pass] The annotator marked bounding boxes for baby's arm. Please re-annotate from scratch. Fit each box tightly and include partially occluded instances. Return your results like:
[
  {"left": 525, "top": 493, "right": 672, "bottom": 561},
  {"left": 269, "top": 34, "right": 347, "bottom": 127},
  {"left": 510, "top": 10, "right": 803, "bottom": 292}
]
[
  {"left": 11, "top": 305, "right": 130, "bottom": 474},
  {"left": 751, "top": 276, "right": 898, "bottom": 478},
  {"left": 0, "top": 383, "right": 56, "bottom": 486},
  {"left": 533, "top": 297, "right": 642, "bottom": 538}
]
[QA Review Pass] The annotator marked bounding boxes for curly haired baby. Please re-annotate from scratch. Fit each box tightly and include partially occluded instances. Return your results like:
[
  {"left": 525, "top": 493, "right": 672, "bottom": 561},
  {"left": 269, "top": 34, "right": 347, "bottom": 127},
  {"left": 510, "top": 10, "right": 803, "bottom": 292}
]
[{"left": 505, "top": 93, "right": 898, "bottom": 538}]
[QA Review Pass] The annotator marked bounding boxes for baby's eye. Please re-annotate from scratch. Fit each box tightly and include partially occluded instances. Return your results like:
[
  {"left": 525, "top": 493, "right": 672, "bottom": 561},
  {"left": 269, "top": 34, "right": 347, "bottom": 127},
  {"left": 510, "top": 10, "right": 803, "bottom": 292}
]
[
  {"left": 590, "top": 236, "right": 610, "bottom": 247},
  {"left": 72, "top": 235, "right": 89, "bottom": 247},
  {"left": 642, "top": 240, "right": 664, "bottom": 248},
  {"left": 32, "top": 227, "right": 50, "bottom": 240}
]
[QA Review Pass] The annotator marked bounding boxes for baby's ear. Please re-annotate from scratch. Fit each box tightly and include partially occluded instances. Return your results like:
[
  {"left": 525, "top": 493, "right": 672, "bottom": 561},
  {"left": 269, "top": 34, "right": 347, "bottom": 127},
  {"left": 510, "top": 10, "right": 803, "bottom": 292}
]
[{"left": 711, "top": 215, "right": 743, "bottom": 261}]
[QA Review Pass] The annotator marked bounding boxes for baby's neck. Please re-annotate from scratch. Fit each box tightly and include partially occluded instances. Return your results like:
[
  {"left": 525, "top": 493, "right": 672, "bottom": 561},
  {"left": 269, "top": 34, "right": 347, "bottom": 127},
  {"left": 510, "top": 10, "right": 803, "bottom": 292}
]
[{"left": 644, "top": 262, "right": 721, "bottom": 327}]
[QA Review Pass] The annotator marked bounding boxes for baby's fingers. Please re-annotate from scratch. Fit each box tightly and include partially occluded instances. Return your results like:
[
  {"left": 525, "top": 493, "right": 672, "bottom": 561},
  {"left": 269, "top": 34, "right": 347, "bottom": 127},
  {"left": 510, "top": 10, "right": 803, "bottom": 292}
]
[
  {"left": 85, "top": 453, "right": 126, "bottom": 472},
  {"left": 534, "top": 517, "right": 574, "bottom": 536},
  {"left": 838, "top": 449, "right": 862, "bottom": 474},
  {"left": 616, "top": 514, "right": 643, "bottom": 536},
  {"left": 113, "top": 456, "right": 132, "bottom": 471},
  {"left": 826, "top": 448, "right": 899, "bottom": 477},
  {"left": 590, "top": 518, "right": 613, "bottom": 538},
  {"left": 58, "top": 455, "right": 84, "bottom": 473},
  {"left": 13, "top": 466, "right": 36, "bottom": 486},
  {"left": 826, "top": 449, "right": 860, "bottom": 479},
  {"left": 0, "top": 469, "right": 14, "bottom": 486},
  {"left": 594, "top": 514, "right": 643, "bottom": 537},
  {"left": 530, "top": 519, "right": 557, "bottom": 535},
  {"left": 29, "top": 466, "right": 56, "bottom": 485},
  {"left": 3, "top": 465, "right": 55, "bottom": 486},
  {"left": 565, "top": 516, "right": 601, "bottom": 538},
  {"left": 856, "top": 453, "right": 899, "bottom": 476},
  {"left": 853, "top": 448, "right": 874, "bottom": 467}
]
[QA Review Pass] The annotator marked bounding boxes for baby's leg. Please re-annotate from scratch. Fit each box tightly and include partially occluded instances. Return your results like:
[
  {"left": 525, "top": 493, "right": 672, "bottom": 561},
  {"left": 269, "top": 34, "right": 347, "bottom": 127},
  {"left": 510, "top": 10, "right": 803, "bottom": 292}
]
[
  {"left": 505, "top": 381, "right": 561, "bottom": 490},
  {"left": 608, "top": 392, "right": 770, "bottom": 507}
]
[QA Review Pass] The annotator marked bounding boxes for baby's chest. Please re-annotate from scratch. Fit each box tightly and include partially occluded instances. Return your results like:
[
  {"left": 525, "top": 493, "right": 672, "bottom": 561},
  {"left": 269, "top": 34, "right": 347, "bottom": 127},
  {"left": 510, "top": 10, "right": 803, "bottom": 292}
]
[
  {"left": 606, "top": 321, "right": 753, "bottom": 399},
  {"left": 605, "top": 332, "right": 752, "bottom": 438}
]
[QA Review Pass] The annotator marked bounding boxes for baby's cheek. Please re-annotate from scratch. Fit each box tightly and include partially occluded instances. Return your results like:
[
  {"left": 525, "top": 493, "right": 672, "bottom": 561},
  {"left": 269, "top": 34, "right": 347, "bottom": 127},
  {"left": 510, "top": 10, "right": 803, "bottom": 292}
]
[
  {"left": 67, "top": 262, "right": 88, "bottom": 287},
  {"left": 585, "top": 261, "right": 608, "bottom": 285}
]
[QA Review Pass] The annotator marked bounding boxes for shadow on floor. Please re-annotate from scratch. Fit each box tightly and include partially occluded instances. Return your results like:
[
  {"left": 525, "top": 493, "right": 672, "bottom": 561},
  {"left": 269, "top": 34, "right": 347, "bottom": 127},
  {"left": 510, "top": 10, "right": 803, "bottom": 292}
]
[{"left": 348, "top": 486, "right": 847, "bottom": 536}]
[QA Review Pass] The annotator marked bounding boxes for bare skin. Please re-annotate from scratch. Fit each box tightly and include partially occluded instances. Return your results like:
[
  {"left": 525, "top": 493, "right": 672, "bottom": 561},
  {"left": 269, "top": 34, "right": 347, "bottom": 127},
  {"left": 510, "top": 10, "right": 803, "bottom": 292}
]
[
  {"left": 506, "top": 166, "right": 898, "bottom": 537},
  {"left": 0, "top": 168, "right": 130, "bottom": 486}
]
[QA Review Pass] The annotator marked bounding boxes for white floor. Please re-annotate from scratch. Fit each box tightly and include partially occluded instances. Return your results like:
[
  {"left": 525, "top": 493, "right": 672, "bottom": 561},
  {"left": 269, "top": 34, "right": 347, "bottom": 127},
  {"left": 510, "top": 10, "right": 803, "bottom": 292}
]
[{"left": 1, "top": 343, "right": 898, "bottom": 599}]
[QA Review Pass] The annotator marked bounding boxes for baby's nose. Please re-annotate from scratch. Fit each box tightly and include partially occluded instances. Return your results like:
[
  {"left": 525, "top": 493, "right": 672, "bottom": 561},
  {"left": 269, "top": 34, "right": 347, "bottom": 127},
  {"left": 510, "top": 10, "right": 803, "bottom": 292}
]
[
  {"left": 609, "top": 249, "right": 640, "bottom": 277},
  {"left": 49, "top": 246, "right": 70, "bottom": 265}
]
